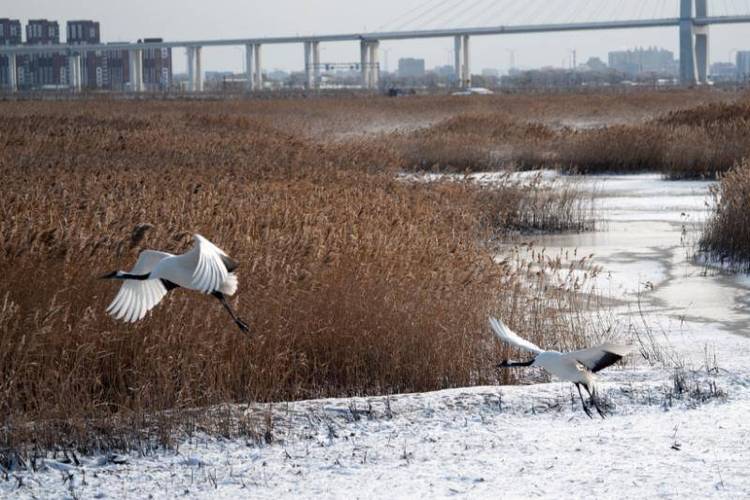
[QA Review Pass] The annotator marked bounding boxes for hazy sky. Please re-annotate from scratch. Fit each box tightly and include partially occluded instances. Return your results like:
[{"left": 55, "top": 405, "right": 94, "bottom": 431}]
[{"left": 4, "top": 1, "right": 749, "bottom": 74}]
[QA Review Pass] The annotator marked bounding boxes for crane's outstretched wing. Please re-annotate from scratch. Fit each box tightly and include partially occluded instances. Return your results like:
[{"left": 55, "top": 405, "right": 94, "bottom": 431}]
[
  {"left": 187, "top": 234, "right": 230, "bottom": 294},
  {"left": 106, "top": 250, "right": 172, "bottom": 323},
  {"left": 565, "top": 344, "right": 633, "bottom": 373},
  {"left": 488, "top": 317, "right": 543, "bottom": 355}
]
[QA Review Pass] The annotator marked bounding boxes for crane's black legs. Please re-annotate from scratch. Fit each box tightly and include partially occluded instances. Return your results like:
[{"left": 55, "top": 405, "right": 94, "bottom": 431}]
[
  {"left": 582, "top": 384, "right": 605, "bottom": 419},
  {"left": 575, "top": 383, "right": 593, "bottom": 419},
  {"left": 212, "top": 291, "right": 250, "bottom": 334}
]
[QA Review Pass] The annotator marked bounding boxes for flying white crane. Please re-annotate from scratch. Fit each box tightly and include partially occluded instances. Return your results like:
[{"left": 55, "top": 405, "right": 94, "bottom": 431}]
[
  {"left": 101, "top": 234, "right": 250, "bottom": 334},
  {"left": 489, "top": 317, "right": 631, "bottom": 418}
]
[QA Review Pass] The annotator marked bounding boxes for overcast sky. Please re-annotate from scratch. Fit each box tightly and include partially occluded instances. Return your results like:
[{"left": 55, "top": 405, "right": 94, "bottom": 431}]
[{"left": 4, "top": 0, "right": 749, "bottom": 74}]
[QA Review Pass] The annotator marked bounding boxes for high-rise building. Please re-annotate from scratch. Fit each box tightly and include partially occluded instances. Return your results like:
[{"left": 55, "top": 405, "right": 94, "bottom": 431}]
[
  {"left": 0, "top": 18, "right": 22, "bottom": 87},
  {"left": 4, "top": 17, "right": 173, "bottom": 91},
  {"left": 398, "top": 58, "right": 426, "bottom": 78},
  {"left": 737, "top": 51, "right": 750, "bottom": 80},
  {"left": 23, "top": 20, "right": 65, "bottom": 88},
  {"left": 103, "top": 45, "right": 130, "bottom": 91},
  {"left": 608, "top": 47, "right": 677, "bottom": 77},
  {"left": 141, "top": 38, "right": 172, "bottom": 90},
  {"left": 67, "top": 20, "right": 104, "bottom": 89},
  {"left": 67, "top": 20, "right": 100, "bottom": 44},
  {"left": 26, "top": 19, "right": 59, "bottom": 44},
  {"left": 0, "top": 18, "right": 22, "bottom": 45}
]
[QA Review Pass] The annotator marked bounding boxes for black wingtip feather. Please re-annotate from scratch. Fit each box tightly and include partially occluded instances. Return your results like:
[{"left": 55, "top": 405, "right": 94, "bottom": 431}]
[
  {"left": 590, "top": 351, "right": 624, "bottom": 373},
  {"left": 221, "top": 255, "right": 240, "bottom": 273}
]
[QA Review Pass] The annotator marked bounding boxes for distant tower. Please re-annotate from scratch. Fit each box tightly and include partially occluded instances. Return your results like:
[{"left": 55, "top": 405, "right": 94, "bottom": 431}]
[{"left": 679, "top": 0, "right": 709, "bottom": 85}]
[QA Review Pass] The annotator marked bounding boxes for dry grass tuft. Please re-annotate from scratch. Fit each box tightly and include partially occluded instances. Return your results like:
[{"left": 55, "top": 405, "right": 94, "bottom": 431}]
[{"left": 699, "top": 158, "right": 750, "bottom": 267}]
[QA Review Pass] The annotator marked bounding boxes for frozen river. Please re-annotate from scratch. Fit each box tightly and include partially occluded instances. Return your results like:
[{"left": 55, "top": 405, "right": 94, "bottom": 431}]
[{"left": 528, "top": 173, "right": 750, "bottom": 333}]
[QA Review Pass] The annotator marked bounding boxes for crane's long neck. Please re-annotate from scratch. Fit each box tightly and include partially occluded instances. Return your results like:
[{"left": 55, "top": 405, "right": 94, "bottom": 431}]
[
  {"left": 498, "top": 358, "right": 535, "bottom": 368},
  {"left": 112, "top": 271, "right": 151, "bottom": 280},
  {"left": 100, "top": 270, "right": 152, "bottom": 281}
]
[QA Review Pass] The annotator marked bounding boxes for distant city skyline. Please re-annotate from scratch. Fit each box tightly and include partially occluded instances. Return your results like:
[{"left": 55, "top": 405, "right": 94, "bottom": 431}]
[{"left": 2, "top": 1, "right": 749, "bottom": 74}]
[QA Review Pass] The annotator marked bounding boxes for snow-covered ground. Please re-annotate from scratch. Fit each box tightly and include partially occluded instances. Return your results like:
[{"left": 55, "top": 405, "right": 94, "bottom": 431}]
[{"left": 5, "top": 174, "right": 750, "bottom": 499}]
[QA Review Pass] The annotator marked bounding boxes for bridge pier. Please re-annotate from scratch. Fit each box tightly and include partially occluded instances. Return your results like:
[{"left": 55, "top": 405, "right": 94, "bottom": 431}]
[
  {"left": 195, "top": 46, "right": 203, "bottom": 91},
  {"left": 245, "top": 43, "right": 254, "bottom": 91},
  {"left": 679, "top": 0, "right": 709, "bottom": 85},
  {"left": 68, "top": 54, "right": 82, "bottom": 92},
  {"left": 358, "top": 40, "right": 379, "bottom": 90},
  {"left": 253, "top": 44, "right": 263, "bottom": 90},
  {"left": 186, "top": 47, "right": 195, "bottom": 91},
  {"left": 453, "top": 35, "right": 471, "bottom": 88},
  {"left": 304, "top": 41, "right": 313, "bottom": 89},
  {"left": 7, "top": 53, "right": 17, "bottom": 92},
  {"left": 454, "top": 35, "right": 462, "bottom": 85},
  {"left": 313, "top": 41, "right": 321, "bottom": 89},
  {"left": 186, "top": 46, "right": 204, "bottom": 91},
  {"left": 129, "top": 49, "right": 144, "bottom": 92},
  {"left": 360, "top": 40, "right": 370, "bottom": 89},
  {"left": 462, "top": 34, "right": 471, "bottom": 88},
  {"left": 368, "top": 41, "right": 380, "bottom": 89}
]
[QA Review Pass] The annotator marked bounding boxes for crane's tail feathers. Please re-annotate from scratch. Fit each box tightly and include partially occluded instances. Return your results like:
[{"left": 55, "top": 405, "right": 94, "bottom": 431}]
[{"left": 220, "top": 273, "right": 238, "bottom": 296}]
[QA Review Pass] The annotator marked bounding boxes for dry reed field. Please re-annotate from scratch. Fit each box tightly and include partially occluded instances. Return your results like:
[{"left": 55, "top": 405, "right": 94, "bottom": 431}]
[
  {"left": 700, "top": 158, "right": 750, "bottom": 267},
  {"left": 384, "top": 89, "right": 749, "bottom": 178},
  {"left": 558, "top": 101, "right": 750, "bottom": 178},
  {"left": 0, "top": 97, "right": 602, "bottom": 459}
]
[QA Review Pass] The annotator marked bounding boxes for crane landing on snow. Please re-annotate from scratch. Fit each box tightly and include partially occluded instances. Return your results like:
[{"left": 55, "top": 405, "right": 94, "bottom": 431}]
[
  {"left": 489, "top": 317, "right": 631, "bottom": 418},
  {"left": 101, "top": 234, "right": 250, "bottom": 334}
]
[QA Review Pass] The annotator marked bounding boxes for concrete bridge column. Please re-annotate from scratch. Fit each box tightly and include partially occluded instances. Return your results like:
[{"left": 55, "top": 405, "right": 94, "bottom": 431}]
[
  {"left": 254, "top": 44, "right": 263, "bottom": 89},
  {"left": 679, "top": 0, "right": 709, "bottom": 85},
  {"left": 454, "top": 35, "right": 463, "bottom": 85},
  {"left": 195, "top": 46, "right": 203, "bottom": 92},
  {"left": 360, "top": 40, "right": 370, "bottom": 89},
  {"left": 679, "top": 21, "right": 696, "bottom": 84},
  {"left": 304, "top": 41, "right": 313, "bottom": 89},
  {"left": 694, "top": 0, "right": 709, "bottom": 84},
  {"left": 312, "top": 41, "right": 321, "bottom": 89},
  {"left": 368, "top": 40, "right": 380, "bottom": 89},
  {"left": 8, "top": 53, "right": 17, "bottom": 92},
  {"left": 69, "top": 54, "right": 82, "bottom": 92},
  {"left": 130, "top": 49, "right": 144, "bottom": 92},
  {"left": 462, "top": 34, "right": 471, "bottom": 88},
  {"left": 186, "top": 47, "right": 195, "bottom": 91},
  {"left": 245, "top": 43, "right": 255, "bottom": 91},
  {"left": 694, "top": 27, "right": 709, "bottom": 83}
]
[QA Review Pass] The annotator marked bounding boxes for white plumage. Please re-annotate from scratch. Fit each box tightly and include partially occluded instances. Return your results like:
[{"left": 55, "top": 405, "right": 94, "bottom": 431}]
[
  {"left": 489, "top": 316, "right": 632, "bottom": 418},
  {"left": 103, "top": 234, "right": 249, "bottom": 333},
  {"left": 106, "top": 250, "right": 172, "bottom": 322}
]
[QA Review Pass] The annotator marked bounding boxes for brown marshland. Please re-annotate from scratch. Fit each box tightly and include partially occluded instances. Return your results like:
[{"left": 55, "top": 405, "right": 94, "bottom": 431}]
[{"left": 0, "top": 89, "right": 745, "bottom": 455}]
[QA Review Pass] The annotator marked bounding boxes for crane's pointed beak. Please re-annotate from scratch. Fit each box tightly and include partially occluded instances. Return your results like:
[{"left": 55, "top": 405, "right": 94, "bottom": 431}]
[{"left": 99, "top": 271, "right": 119, "bottom": 280}]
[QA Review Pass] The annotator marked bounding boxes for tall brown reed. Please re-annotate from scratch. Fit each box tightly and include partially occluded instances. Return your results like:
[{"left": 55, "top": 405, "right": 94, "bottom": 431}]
[
  {"left": 0, "top": 99, "right": 595, "bottom": 457},
  {"left": 699, "top": 158, "right": 750, "bottom": 267}
]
